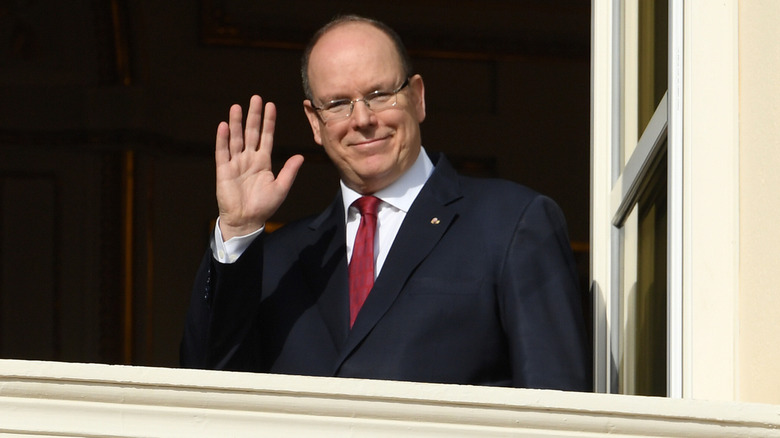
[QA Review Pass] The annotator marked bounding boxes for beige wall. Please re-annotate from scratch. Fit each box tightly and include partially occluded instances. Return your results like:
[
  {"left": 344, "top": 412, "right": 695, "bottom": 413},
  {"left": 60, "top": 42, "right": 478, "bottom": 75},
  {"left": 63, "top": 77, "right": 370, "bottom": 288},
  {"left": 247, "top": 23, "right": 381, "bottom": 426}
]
[{"left": 739, "top": 0, "right": 780, "bottom": 404}]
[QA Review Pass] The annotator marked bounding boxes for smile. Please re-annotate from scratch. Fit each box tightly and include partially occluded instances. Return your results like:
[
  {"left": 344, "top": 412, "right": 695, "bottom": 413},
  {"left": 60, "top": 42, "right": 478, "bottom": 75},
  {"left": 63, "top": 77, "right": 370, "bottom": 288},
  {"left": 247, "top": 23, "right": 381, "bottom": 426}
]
[{"left": 351, "top": 136, "right": 390, "bottom": 147}]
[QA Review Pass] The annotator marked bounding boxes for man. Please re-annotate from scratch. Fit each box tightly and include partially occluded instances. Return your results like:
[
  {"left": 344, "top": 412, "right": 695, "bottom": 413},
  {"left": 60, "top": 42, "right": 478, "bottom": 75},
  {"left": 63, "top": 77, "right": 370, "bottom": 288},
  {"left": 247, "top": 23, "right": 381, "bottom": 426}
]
[{"left": 181, "top": 15, "right": 591, "bottom": 391}]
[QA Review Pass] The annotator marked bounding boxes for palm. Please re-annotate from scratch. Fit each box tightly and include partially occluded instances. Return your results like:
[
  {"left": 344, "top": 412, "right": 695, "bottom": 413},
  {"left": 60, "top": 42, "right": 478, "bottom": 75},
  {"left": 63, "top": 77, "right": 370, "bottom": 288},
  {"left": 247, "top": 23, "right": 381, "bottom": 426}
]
[{"left": 215, "top": 96, "right": 303, "bottom": 240}]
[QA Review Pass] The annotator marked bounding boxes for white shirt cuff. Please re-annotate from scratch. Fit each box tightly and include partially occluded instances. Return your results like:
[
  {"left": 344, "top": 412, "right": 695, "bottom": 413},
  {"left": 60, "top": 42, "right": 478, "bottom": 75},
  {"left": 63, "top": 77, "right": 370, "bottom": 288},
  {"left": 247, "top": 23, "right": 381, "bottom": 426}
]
[{"left": 211, "top": 217, "right": 264, "bottom": 264}]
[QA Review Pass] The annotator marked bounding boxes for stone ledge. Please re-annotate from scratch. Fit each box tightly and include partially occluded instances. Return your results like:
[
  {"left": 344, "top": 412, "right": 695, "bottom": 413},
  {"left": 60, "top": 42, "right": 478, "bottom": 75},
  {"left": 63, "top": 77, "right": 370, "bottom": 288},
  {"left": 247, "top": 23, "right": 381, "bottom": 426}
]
[{"left": 1, "top": 359, "right": 779, "bottom": 437}]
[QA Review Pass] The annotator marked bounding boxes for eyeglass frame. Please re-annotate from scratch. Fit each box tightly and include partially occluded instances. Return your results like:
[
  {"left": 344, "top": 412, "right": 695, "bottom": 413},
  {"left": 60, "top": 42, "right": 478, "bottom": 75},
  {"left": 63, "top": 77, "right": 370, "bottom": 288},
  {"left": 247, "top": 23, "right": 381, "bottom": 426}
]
[{"left": 310, "top": 77, "right": 410, "bottom": 123}]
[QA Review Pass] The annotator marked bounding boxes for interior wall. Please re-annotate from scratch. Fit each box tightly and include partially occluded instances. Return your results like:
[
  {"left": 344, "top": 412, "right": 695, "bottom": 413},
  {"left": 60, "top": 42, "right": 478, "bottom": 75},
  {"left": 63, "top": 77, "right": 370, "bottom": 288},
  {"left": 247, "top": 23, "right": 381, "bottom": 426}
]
[
  {"left": 738, "top": 0, "right": 780, "bottom": 405},
  {"left": 0, "top": 1, "right": 590, "bottom": 367}
]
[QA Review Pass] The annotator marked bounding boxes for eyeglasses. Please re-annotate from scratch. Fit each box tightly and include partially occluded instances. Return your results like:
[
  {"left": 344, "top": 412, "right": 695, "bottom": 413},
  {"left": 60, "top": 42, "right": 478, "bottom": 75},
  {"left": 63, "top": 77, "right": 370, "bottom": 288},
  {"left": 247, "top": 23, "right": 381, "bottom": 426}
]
[{"left": 311, "top": 78, "right": 410, "bottom": 123}]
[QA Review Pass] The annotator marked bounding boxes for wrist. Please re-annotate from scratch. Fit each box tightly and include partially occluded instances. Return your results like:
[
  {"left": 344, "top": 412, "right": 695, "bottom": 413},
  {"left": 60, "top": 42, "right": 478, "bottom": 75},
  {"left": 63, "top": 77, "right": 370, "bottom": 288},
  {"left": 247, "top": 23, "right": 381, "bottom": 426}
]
[{"left": 218, "top": 217, "right": 265, "bottom": 241}]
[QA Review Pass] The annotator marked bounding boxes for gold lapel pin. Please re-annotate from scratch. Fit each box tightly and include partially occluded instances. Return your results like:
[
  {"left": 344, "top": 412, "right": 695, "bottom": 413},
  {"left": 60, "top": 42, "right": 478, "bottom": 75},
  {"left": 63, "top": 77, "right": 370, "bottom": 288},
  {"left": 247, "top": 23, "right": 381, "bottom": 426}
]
[{"left": 430, "top": 217, "right": 441, "bottom": 225}]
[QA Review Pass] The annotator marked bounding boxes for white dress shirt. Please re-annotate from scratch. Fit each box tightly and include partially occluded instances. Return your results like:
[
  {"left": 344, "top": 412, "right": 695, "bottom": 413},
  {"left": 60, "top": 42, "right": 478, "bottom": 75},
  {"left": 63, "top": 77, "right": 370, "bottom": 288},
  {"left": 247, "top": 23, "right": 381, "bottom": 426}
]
[{"left": 212, "top": 147, "right": 434, "bottom": 276}]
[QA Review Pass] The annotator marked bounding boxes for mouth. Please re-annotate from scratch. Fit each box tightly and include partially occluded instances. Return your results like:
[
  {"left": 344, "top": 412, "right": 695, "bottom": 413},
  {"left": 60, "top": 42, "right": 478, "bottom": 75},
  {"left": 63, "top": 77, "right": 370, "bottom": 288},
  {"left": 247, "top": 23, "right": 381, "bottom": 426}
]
[{"left": 350, "top": 134, "right": 391, "bottom": 148}]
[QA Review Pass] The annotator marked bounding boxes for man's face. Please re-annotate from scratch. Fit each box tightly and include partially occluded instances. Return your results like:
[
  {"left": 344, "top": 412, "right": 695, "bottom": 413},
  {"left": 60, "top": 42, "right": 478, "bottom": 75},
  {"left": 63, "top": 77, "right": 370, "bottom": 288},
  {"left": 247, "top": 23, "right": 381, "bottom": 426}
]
[{"left": 303, "top": 23, "right": 426, "bottom": 194}]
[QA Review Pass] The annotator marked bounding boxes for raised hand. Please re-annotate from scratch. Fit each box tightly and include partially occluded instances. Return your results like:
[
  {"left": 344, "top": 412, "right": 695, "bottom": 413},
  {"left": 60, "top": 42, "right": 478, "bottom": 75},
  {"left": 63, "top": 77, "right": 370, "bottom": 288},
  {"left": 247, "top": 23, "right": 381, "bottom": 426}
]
[{"left": 215, "top": 95, "right": 304, "bottom": 241}]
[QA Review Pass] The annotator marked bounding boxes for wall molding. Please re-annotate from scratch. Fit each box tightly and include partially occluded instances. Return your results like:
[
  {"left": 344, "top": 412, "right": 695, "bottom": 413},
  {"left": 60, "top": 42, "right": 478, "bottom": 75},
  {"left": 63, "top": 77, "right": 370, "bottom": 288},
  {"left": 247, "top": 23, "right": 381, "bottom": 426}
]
[
  {"left": 198, "top": 0, "right": 589, "bottom": 61},
  {"left": 1, "top": 360, "right": 778, "bottom": 437}
]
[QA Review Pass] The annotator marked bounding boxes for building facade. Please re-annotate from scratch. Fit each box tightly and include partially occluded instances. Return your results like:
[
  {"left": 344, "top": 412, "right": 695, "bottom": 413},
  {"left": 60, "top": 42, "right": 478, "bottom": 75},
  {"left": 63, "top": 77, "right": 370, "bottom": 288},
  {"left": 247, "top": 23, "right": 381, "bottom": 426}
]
[{"left": 2, "top": 0, "right": 780, "bottom": 434}]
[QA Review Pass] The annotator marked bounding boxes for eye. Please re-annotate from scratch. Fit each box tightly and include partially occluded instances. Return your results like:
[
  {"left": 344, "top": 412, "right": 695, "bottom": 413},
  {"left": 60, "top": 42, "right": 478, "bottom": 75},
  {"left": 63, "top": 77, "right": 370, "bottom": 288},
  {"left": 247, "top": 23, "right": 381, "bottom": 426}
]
[
  {"left": 322, "top": 99, "right": 350, "bottom": 113},
  {"left": 366, "top": 91, "right": 394, "bottom": 104}
]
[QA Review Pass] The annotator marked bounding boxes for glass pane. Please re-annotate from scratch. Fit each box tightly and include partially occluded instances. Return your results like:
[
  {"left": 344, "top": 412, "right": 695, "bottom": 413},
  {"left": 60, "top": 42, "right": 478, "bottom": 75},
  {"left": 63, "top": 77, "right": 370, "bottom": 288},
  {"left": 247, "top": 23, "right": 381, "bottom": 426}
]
[
  {"left": 619, "top": 149, "right": 668, "bottom": 396},
  {"left": 638, "top": 0, "right": 668, "bottom": 136},
  {"left": 620, "top": 0, "right": 668, "bottom": 167}
]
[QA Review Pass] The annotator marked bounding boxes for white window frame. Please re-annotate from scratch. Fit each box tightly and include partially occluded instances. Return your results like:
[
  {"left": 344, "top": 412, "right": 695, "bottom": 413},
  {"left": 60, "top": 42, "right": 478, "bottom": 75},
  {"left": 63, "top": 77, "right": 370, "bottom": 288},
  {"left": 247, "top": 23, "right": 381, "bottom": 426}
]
[
  {"left": 591, "top": 0, "right": 682, "bottom": 396},
  {"left": 592, "top": 0, "right": 740, "bottom": 400}
]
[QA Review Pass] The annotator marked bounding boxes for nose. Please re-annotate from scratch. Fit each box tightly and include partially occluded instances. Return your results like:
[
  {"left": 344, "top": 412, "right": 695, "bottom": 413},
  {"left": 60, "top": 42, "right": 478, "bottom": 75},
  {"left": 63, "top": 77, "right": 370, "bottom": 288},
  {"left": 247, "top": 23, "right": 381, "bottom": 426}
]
[{"left": 350, "top": 99, "right": 375, "bottom": 127}]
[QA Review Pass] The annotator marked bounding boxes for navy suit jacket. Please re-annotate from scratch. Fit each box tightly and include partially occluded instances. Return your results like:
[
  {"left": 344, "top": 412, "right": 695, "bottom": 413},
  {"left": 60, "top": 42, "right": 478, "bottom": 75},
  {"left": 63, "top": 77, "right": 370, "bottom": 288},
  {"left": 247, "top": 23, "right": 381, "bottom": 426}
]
[{"left": 181, "top": 152, "right": 591, "bottom": 391}]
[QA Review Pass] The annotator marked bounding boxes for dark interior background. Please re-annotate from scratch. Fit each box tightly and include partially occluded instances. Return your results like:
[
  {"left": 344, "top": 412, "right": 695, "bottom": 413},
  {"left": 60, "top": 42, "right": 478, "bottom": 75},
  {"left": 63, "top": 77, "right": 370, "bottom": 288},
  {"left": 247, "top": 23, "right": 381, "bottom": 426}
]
[{"left": 0, "top": 0, "right": 590, "bottom": 367}]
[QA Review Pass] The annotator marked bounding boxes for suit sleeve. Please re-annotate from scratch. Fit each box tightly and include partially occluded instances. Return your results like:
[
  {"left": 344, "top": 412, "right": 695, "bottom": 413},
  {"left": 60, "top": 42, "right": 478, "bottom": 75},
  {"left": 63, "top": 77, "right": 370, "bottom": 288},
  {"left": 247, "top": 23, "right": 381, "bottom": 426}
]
[
  {"left": 180, "top": 234, "right": 265, "bottom": 371},
  {"left": 499, "top": 195, "right": 592, "bottom": 391}
]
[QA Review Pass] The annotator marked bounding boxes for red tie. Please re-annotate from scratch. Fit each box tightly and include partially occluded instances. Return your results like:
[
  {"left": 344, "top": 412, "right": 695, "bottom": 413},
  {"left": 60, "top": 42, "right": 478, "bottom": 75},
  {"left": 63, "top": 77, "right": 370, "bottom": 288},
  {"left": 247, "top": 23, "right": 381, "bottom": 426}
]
[{"left": 349, "top": 196, "right": 381, "bottom": 328}]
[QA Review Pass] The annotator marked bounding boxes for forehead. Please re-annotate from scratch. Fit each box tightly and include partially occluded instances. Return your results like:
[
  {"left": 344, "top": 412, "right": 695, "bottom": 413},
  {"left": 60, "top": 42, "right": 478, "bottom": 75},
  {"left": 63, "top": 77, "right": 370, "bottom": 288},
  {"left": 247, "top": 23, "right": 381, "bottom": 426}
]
[{"left": 307, "top": 23, "right": 404, "bottom": 95}]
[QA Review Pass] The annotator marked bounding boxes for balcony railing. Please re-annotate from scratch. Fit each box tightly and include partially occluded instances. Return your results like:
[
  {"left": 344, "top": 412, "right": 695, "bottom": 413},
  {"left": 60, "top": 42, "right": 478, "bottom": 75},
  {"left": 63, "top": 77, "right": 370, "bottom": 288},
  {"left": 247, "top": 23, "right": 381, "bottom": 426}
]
[{"left": 1, "top": 359, "right": 778, "bottom": 437}]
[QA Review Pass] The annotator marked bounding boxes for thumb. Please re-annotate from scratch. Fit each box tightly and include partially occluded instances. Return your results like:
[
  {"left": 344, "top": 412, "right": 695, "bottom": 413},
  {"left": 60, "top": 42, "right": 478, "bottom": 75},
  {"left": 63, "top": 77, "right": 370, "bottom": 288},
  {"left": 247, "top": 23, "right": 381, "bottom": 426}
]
[{"left": 274, "top": 154, "right": 304, "bottom": 195}]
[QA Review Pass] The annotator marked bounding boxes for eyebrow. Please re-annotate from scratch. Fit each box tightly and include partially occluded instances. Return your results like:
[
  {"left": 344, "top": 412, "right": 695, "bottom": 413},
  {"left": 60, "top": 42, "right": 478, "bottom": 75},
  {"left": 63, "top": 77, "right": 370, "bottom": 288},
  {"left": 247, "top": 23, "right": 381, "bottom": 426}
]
[{"left": 319, "top": 81, "right": 397, "bottom": 102}]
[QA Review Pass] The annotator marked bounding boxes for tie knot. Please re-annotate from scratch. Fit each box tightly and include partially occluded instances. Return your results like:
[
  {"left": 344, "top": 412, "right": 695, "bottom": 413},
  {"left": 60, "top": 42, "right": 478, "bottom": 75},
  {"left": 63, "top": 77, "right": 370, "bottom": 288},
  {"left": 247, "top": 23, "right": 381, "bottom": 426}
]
[{"left": 353, "top": 195, "right": 381, "bottom": 217}]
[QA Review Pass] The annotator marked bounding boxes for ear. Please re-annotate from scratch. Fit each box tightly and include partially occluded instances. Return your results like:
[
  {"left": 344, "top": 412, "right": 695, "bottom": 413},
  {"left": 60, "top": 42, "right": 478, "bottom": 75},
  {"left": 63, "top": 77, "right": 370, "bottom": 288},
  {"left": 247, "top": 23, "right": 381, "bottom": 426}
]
[
  {"left": 409, "top": 74, "right": 426, "bottom": 123},
  {"left": 303, "top": 100, "right": 324, "bottom": 145}
]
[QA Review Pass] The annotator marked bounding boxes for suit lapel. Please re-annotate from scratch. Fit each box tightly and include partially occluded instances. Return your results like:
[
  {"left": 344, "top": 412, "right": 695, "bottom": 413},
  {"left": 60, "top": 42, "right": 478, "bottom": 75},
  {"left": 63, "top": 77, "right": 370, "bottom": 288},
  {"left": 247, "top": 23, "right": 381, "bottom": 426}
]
[
  {"left": 299, "top": 194, "right": 351, "bottom": 351},
  {"left": 333, "top": 154, "right": 463, "bottom": 373}
]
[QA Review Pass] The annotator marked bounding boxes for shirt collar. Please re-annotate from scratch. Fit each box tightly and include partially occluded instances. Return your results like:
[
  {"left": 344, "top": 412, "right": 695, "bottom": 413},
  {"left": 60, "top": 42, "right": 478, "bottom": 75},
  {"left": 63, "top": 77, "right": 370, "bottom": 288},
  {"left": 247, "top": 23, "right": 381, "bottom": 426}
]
[{"left": 341, "top": 146, "right": 434, "bottom": 218}]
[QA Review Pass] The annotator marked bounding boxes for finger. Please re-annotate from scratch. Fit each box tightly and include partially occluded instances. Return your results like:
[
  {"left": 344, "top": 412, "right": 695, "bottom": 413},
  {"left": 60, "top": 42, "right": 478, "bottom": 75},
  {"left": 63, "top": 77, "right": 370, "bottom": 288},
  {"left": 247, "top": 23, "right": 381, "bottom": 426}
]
[
  {"left": 228, "top": 103, "right": 245, "bottom": 157},
  {"left": 244, "top": 95, "right": 263, "bottom": 152},
  {"left": 274, "top": 154, "right": 304, "bottom": 195},
  {"left": 215, "top": 121, "right": 230, "bottom": 164},
  {"left": 258, "top": 101, "right": 277, "bottom": 155}
]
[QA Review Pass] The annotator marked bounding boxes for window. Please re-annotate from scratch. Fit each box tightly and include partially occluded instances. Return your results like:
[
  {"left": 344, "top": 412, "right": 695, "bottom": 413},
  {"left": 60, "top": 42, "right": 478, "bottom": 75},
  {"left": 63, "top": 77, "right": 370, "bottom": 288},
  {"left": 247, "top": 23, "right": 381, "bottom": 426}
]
[{"left": 591, "top": 0, "right": 683, "bottom": 397}]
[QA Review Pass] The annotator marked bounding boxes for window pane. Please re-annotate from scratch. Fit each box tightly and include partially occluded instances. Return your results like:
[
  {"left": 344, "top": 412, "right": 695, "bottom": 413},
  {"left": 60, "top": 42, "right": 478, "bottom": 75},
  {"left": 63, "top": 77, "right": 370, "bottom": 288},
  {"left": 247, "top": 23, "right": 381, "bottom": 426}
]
[
  {"left": 638, "top": 0, "right": 668, "bottom": 135},
  {"left": 620, "top": 149, "right": 668, "bottom": 396}
]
